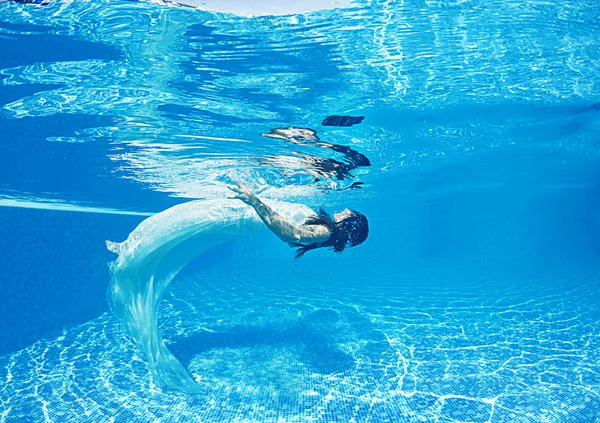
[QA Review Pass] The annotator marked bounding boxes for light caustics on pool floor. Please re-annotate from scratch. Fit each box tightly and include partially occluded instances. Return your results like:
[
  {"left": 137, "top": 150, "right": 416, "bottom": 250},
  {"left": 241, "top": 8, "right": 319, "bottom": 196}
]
[{"left": 1, "top": 259, "right": 599, "bottom": 423}]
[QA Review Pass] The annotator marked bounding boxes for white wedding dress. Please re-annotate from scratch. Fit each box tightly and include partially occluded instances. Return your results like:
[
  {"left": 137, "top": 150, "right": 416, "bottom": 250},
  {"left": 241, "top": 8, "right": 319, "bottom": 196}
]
[{"left": 106, "top": 199, "right": 315, "bottom": 392}]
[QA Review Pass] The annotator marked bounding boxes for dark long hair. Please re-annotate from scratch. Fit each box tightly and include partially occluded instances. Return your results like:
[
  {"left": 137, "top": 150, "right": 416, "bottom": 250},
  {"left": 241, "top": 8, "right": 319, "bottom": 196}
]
[{"left": 292, "top": 209, "right": 369, "bottom": 259}]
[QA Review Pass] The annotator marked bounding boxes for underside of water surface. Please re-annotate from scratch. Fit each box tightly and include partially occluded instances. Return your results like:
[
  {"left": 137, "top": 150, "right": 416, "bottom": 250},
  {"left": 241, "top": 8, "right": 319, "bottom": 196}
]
[{"left": 1, "top": 0, "right": 599, "bottom": 422}]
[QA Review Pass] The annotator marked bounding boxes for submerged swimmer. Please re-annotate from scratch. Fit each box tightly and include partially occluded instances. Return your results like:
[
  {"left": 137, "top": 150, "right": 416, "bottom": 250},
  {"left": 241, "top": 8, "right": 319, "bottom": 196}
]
[
  {"left": 229, "top": 181, "right": 369, "bottom": 258},
  {"left": 106, "top": 185, "right": 369, "bottom": 392}
]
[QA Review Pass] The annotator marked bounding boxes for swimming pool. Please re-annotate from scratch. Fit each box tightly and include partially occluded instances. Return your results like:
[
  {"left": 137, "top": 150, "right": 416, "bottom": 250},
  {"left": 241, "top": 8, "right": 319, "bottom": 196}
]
[{"left": 1, "top": 0, "right": 599, "bottom": 421}]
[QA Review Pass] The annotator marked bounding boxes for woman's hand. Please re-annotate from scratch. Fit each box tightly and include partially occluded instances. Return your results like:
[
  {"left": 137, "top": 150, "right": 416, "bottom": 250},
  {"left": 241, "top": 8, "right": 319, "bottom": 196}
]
[{"left": 228, "top": 181, "right": 259, "bottom": 206}]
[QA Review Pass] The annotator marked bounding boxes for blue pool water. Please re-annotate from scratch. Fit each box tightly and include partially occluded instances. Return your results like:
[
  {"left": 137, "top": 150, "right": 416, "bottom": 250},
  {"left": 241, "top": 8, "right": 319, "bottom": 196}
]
[{"left": 1, "top": 0, "right": 600, "bottom": 421}]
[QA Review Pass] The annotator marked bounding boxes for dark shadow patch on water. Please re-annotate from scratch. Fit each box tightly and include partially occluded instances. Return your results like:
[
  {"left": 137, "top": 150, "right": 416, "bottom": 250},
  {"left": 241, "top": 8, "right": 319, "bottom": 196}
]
[
  {"left": 169, "top": 309, "right": 355, "bottom": 375},
  {"left": 168, "top": 305, "right": 399, "bottom": 381},
  {"left": 0, "top": 113, "right": 179, "bottom": 210},
  {"left": 0, "top": 113, "right": 182, "bottom": 355},
  {"left": 0, "top": 113, "right": 114, "bottom": 194},
  {"left": 573, "top": 101, "right": 600, "bottom": 115},
  {"left": 0, "top": 207, "right": 142, "bottom": 356},
  {"left": 0, "top": 83, "right": 65, "bottom": 106},
  {"left": 322, "top": 115, "right": 364, "bottom": 127},
  {"left": 0, "top": 21, "right": 55, "bottom": 33},
  {"left": 0, "top": 27, "right": 122, "bottom": 68}
]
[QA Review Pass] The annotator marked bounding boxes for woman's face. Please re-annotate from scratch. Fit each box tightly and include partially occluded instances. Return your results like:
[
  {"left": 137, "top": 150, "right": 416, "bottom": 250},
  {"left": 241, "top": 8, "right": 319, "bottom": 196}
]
[{"left": 334, "top": 209, "right": 352, "bottom": 222}]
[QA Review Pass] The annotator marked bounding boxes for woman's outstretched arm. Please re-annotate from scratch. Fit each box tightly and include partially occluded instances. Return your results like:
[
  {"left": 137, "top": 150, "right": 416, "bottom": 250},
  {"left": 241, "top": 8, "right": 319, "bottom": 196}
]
[{"left": 229, "top": 182, "right": 330, "bottom": 245}]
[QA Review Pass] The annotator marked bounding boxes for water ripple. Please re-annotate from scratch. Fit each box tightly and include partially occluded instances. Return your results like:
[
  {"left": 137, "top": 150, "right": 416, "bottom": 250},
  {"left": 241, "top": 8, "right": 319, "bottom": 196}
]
[{"left": 1, "top": 0, "right": 598, "bottom": 201}]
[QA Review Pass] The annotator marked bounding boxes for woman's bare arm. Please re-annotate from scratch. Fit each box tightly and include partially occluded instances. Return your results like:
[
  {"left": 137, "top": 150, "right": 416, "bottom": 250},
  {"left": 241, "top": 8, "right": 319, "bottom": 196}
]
[{"left": 229, "top": 182, "right": 330, "bottom": 245}]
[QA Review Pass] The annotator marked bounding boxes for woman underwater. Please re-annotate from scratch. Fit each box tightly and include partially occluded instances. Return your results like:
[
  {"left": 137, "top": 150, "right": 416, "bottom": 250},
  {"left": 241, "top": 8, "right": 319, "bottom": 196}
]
[
  {"left": 106, "top": 182, "right": 369, "bottom": 392},
  {"left": 229, "top": 181, "right": 369, "bottom": 258}
]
